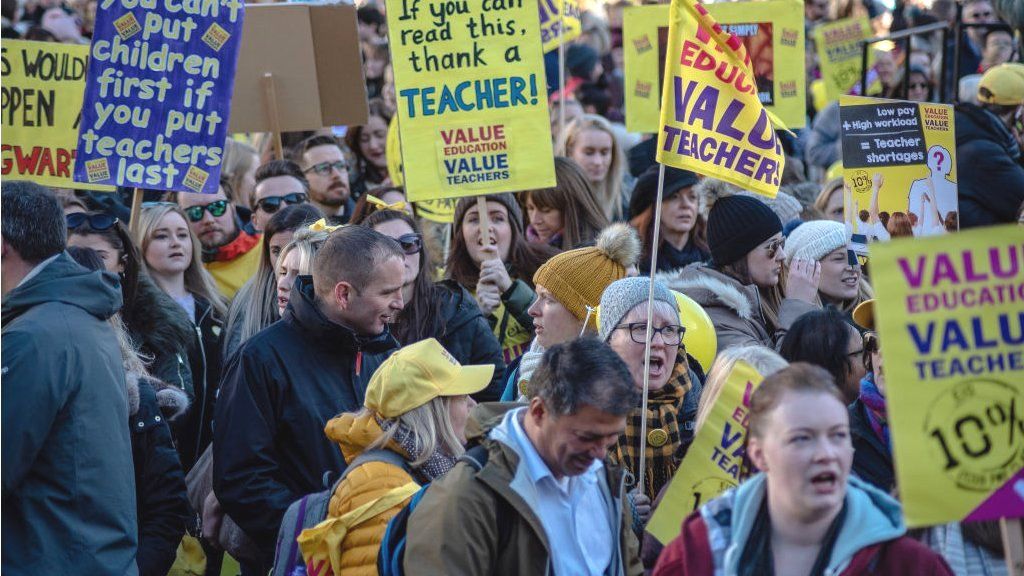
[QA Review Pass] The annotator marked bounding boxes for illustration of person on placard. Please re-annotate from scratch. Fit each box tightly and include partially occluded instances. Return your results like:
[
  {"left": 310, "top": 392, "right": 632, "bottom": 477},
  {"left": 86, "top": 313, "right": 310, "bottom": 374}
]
[{"left": 906, "top": 145, "right": 957, "bottom": 236}]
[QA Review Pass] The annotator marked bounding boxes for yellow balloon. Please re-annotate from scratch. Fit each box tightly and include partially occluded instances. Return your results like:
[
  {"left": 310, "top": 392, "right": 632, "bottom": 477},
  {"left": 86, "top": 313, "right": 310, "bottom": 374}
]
[{"left": 593, "top": 290, "right": 717, "bottom": 373}]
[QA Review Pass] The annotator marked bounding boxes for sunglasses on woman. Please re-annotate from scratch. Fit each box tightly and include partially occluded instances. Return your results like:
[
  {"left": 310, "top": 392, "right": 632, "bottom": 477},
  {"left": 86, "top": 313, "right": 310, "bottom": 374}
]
[
  {"left": 256, "top": 193, "right": 308, "bottom": 214},
  {"left": 396, "top": 233, "right": 423, "bottom": 255},
  {"left": 66, "top": 213, "right": 118, "bottom": 230},
  {"left": 765, "top": 237, "right": 785, "bottom": 259},
  {"left": 183, "top": 200, "right": 229, "bottom": 222}
]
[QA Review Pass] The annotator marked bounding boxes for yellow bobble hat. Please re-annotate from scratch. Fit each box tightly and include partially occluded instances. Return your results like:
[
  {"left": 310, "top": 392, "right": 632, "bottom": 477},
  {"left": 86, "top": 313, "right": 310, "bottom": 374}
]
[
  {"left": 978, "top": 63, "right": 1024, "bottom": 106},
  {"left": 533, "top": 223, "right": 641, "bottom": 323},
  {"left": 364, "top": 338, "right": 494, "bottom": 419}
]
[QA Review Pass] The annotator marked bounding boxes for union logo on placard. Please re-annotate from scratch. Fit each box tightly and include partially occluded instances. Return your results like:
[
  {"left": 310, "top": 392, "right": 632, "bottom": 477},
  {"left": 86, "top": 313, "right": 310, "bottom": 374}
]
[
  {"left": 202, "top": 23, "right": 231, "bottom": 52},
  {"left": 635, "top": 81, "right": 652, "bottom": 98},
  {"left": 183, "top": 166, "right": 210, "bottom": 192},
  {"left": 84, "top": 159, "right": 110, "bottom": 182},
  {"left": 113, "top": 13, "right": 141, "bottom": 40},
  {"left": 632, "top": 35, "right": 653, "bottom": 54}
]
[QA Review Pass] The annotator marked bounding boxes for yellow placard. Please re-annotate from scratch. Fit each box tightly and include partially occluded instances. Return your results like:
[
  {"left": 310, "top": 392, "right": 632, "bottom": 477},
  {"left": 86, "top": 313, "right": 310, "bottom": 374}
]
[
  {"left": 387, "top": 114, "right": 404, "bottom": 187},
  {"left": 647, "top": 361, "right": 764, "bottom": 544},
  {"left": 814, "top": 18, "right": 872, "bottom": 103},
  {"left": 624, "top": 0, "right": 805, "bottom": 134},
  {"left": 871, "top": 226, "right": 1024, "bottom": 527},
  {"left": 654, "top": 0, "right": 786, "bottom": 197},
  {"left": 386, "top": 0, "right": 556, "bottom": 202},
  {"left": 539, "top": 0, "right": 581, "bottom": 53},
  {"left": 840, "top": 96, "right": 958, "bottom": 240},
  {"left": 1, "top": 40, "right": 113, "bottom": 191},
  {"left": 389, "top": 109, "right": 455, "bottom": 222}
]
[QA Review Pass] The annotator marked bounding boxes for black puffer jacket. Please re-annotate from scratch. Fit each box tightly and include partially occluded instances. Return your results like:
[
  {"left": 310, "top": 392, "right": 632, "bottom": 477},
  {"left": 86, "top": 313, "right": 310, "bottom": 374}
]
[
  {"left": 954, "top": 103, "right": 1024, "bottom": 228},
  {"left": 128, "top": 374, "right": 191, "bottom": 576},
  {"left": 212, "top": 275, "right": 400, "bottom": 563},
  {"left": 849, "top": 398, "right": 895, "bottom": 493},
  {"left": 173, "top": 296, "right": 223, "bottom": 474},
  {"left": 125, "top": 274, "right": 195, "bottom": 411},
  {"left": 410, "top": 281, "right": 505, "bottom": 401}
]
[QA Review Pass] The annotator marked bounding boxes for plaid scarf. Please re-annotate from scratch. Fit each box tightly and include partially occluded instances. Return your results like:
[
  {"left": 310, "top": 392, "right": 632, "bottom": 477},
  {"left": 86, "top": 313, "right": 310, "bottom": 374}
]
[
  {"left": 378, "top": 417, "right": 457, "bottom": 484},
  {"left": 612, "top": 349, "right": 693, "bottom": 500}
]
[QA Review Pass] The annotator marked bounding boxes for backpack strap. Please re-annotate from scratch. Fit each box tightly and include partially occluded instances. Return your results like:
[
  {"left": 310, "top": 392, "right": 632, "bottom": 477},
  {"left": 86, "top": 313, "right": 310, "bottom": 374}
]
[{"left": 339, "top": 449, "right": 413, "bottom": 485}]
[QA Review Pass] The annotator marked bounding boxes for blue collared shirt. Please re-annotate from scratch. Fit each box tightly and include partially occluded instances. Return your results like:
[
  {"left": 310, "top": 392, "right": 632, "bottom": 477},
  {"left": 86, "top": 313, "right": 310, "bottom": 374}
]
[{"left": 493, "top": 407, "right": 614, "bottom": 576}]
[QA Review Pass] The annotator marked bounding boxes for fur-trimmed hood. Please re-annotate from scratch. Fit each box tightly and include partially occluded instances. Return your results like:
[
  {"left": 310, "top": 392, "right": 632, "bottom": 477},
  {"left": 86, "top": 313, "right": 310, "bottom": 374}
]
[
  {"left": 126, "top": 371, "right": 190, "bottom": 420},
  {"left": 658, "top": 263, "right": 757, "bottom": 321},
  {"left": 125, "top": 273, "right": 196, "bottom": 357}
]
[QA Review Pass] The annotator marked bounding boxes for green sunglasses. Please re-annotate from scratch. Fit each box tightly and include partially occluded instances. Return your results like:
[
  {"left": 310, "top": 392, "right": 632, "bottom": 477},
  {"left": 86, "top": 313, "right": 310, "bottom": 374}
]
[{"left": 184, "top": 200, "right": 229, "bottom": 222}]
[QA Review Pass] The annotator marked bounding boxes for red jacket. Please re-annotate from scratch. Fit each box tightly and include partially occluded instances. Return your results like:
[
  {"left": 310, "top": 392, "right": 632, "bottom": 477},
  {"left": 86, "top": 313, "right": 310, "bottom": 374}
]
[{"left": 653, "top": 511, "right": 954, "bottom": 576}]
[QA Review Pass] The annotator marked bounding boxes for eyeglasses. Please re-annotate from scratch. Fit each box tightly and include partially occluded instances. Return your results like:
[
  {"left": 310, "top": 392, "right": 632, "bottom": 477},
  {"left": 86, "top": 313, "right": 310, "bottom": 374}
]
[
  {"left": 256, "top": 193, "right": 308, "bottom": 214},
  {"left": 613, "top": 322, "right": 685, "bottom": 346},
  {"left": 183, "top": 200, "right": 229, "bottom": 222},
  {"left": 304, "top": 160, "right": 349, "bottom": 176},
  {"left": 66, "top": 213, "right": 118, "bottom": 230},
  {"left": 765, "top": 237, "right": 786, "bottom": 259},
  {"left": 396, "top": 232, "right": 423, "bottom": 255}
]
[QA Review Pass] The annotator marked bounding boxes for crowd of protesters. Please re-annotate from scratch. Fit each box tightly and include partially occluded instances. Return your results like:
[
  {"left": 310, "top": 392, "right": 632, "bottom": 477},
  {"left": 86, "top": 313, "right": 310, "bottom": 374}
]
[{"left": 3, "top": 0, "right": 1024, "bottom": 574}]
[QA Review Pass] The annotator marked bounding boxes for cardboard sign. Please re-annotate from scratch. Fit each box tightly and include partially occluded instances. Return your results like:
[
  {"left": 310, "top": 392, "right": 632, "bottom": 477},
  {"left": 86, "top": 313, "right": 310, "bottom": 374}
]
[
  {"left": 539, "top": 0, "right": 581, "bottom": 53},
  {"left": 871, "top": 226, "right": 1024, "bottom": 527},
  {"left": 228, "top": 3, "right": 368, "bottom": 133},
  {"left": 624, "top": 0, "right": 805, "bottom": 134},
  {"left": 1, "top": 41, "right": 112, "bottom": 191},
  {"left": 655, "top": 0, "right": 785, "bottom": 197},
  {"left": 73, "top": 0, "right": 244, "bottom": 193},
  {"left": 813, "top": 18, "right": 872, "bottom": 103},
  {"left": 647, "top": 361, "right": 764, "bottom": 544},
  {"left": 840, "top": 96, "right": 958, "bottom": 240},
  {"left": 386, "top": 0, "right": 556, "bottom": 202}
]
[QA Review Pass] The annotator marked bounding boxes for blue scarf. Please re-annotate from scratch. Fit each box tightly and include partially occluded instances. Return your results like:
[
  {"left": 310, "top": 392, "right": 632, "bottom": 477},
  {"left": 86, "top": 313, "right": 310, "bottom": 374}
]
[{"left": 859, "top": 374, "right": 889, "bottom": 448}]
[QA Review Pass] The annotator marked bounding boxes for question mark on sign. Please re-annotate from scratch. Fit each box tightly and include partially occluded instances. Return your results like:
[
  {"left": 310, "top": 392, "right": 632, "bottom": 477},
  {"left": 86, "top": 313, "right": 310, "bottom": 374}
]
[{"left": 927, "top": 145, "right": 952, "bottom": 176}]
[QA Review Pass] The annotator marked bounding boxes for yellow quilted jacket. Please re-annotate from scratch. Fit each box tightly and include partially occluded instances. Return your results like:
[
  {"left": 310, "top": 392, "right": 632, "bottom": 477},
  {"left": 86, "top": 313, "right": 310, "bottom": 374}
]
[{"left": 320, "top": 412, "right": 418, "bottom": 576}]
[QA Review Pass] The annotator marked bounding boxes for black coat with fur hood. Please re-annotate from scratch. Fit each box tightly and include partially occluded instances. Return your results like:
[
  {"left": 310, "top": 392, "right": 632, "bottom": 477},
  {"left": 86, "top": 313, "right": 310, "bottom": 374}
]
[{"left": 127, "top": 373, "right": 191, "bottom": 576}]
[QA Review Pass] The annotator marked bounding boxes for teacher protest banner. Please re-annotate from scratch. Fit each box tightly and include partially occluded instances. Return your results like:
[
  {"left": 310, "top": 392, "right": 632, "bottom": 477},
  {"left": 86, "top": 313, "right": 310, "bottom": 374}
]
[
  {"left": 840, "top": 96, "right": 958, "bottom": 240},
  {"left": 813, "top": 18, "right": 872, "bottom": 103},
  {"left": 655, "top": 0, "right": 786, "bottom": 197},
  {"left": 388, "top": 114, "right": 456, "bottom": 222},
  {"left": 1, "top": 41, "right": 112, "bottom": 191},
  {"left": 538, "top": 0, "right": 581, "bottom": 53},
  {"left": 386, "top": 0, "right": 555, "bottom": 202},
  {"left": 871, "top": 226, "right": 1024, "bottom": 527},
  {"left": 73, "top": 0, "right": 245, "bottom": 193},
  {"left": 624, "top": 0, "right": 805, "bottom": 134},
  {"left": 647, "top": 361, "right": 764, "bottom": 544}
]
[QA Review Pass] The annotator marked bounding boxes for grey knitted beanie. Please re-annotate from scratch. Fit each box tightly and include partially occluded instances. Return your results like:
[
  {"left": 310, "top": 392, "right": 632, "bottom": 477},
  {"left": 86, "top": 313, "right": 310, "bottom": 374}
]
[{"left": 598, "top": 277, "right": 678, "bottom": 342}]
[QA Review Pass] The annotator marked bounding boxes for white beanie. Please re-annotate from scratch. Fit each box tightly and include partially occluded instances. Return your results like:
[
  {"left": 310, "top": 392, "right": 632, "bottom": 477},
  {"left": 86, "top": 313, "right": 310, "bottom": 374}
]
[{"left": 785, "top": 220, "right": 848, "bottom": 265}]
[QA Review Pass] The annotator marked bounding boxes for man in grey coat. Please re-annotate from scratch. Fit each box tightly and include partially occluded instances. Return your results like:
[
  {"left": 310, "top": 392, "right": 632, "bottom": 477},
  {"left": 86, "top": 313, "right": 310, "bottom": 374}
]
[{"left": 2, "top": 181, "right": 139, "bottom": 575}]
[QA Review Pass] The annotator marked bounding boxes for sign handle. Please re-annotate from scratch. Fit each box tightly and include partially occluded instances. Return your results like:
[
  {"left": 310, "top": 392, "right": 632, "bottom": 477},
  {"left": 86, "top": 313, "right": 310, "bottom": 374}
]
[
  {"left": 557, "top": 0, "right": 566, "bottom": 142},
  {"left": 636, "top": 162, "right": 667, "bottom": 497},
  {"left": 128, "top": 187, "right": 143, "bottom": 236},
  {"left": 1002, "top": 517, "right": 1024, "bottom": 576},
  {"left": 262, "top": 73, "right": 284, "bottom": 161},
  {"left": 476, "top": 196, "right": 492, "bottom": 249}
]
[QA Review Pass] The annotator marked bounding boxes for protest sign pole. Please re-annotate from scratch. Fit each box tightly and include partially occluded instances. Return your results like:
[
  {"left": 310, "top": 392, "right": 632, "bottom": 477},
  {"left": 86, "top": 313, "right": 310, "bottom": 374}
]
[
  {"left": 636, "top": 162, "right": 666, "bottom": 493},
  {"left": 261, "top": 73, "right": 284, "bottom": 161},
  {"left": 476, "top": 196, "right": 492, "bottom": 248},
  {"left": 1002, "top": 518, "right": 1024, "bottom": 576},
  {"left": 128, "top": 188, "right": 143, "bottom": 236},
  {"left": 558, "top": 2, "right": 567, "bottom": 140}
]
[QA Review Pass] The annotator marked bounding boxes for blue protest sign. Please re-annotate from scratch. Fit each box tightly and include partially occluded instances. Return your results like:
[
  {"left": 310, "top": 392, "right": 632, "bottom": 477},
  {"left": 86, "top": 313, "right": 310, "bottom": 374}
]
[{"left": 73, "top": 0, "right": 244, "bottom": 193}]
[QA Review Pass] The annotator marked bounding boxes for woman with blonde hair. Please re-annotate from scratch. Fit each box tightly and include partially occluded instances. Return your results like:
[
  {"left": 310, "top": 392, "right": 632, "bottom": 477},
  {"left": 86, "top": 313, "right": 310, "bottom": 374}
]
[
  {"left": 694, "top": 345, "right": 788, "bottom": 434},
  {"left": 222, "top": 139, "right": 260, "bottom": 218},
  {"left": 813, "top": 178, "right": 846, "bottom": 222},
  {"left": 522, "top": 157, "right": 610, "bottom": 250},
  {"left": 275, "top": 227, "right": 330, "bottom": 315},
  {"left": 292, "top": 338, "right": 492, "bottom": 576},
  {"left": 557, "top": 114, "right": 629, "bottom": 221}
]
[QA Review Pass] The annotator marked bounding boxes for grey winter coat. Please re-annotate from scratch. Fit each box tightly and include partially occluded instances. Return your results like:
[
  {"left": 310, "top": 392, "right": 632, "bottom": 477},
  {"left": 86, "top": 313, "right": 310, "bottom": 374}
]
[
  {"left": 1, "top": 253, "right": 139, "bottom": 575},
  {"left": 662, "top": 264, "right": 817, "bottom": 353}
]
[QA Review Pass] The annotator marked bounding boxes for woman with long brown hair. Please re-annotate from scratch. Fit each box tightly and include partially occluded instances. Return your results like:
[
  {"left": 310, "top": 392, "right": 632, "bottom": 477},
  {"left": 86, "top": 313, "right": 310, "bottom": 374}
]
[
  {"left": 522, "top": 157, "right": 609, "bottom": 251},
  {"left": 446, "top": 193, "right": 558, "bottom": 365},
  {"left": 630, "top": 165, "right": 709, "bottom": 273}
]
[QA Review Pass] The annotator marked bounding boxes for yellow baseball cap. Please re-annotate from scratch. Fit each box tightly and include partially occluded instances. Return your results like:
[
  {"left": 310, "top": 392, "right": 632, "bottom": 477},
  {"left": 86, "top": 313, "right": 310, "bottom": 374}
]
[
  {"left": 978, "top": 63, "right": 1024, "bottom": 106},
  {"left": 364, "top": 338, "right": 494, "bottom": 418}
]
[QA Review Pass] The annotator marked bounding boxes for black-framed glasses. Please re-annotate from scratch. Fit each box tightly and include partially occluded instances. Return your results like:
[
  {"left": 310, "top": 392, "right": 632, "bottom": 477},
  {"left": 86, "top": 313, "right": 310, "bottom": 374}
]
[
  {"left": 66, "top": 213, "right": 118, "bottom": 230},
  {"left": 304, "top": 160, "right": 348, "bottom": 176},
  {"left": 613, "top": 322, "right": 685, "bottom": 346},
  {"left": 396, "top": 233, "right": 423, "bottom": 255},
  {"left": 765, "top": 237, "right": 785, "bottom": 259},
  {"left": 256, "top": 193, "right": 308, "bottom": 214},
  {"left": 183, "top": 200, "right": 229, "bottom": 223}
]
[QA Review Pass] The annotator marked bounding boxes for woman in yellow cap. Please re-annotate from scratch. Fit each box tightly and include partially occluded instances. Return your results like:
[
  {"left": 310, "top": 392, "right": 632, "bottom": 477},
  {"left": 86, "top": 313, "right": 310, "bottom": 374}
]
[{"left": 296, "top": 338, "right": 494, "bottom": 576}]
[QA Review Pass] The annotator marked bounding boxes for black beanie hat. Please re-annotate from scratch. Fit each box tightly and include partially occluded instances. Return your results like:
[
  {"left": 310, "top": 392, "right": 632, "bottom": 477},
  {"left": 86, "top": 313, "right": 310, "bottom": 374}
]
[
  {"left": 706, "top": 194, "right": 782, "bottom": 266},
  {"left": 628, "top": 165, "right": 700, "bottom": 219},
  {"left": 453, "top": 193, "right": 524, "bottom": 233}
]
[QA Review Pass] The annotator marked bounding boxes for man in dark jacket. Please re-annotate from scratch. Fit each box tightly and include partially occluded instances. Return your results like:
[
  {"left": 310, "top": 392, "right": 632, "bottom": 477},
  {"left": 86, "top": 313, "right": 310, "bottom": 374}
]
[
  {"left": 955, "top": 63, "right": 1024, "bottom": 228},
  {"left": 213, "top": 225, "right": 405, "bottom": 570},
  {"left": 1, "top": 181, "right": 139, "bottom": 575}
]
